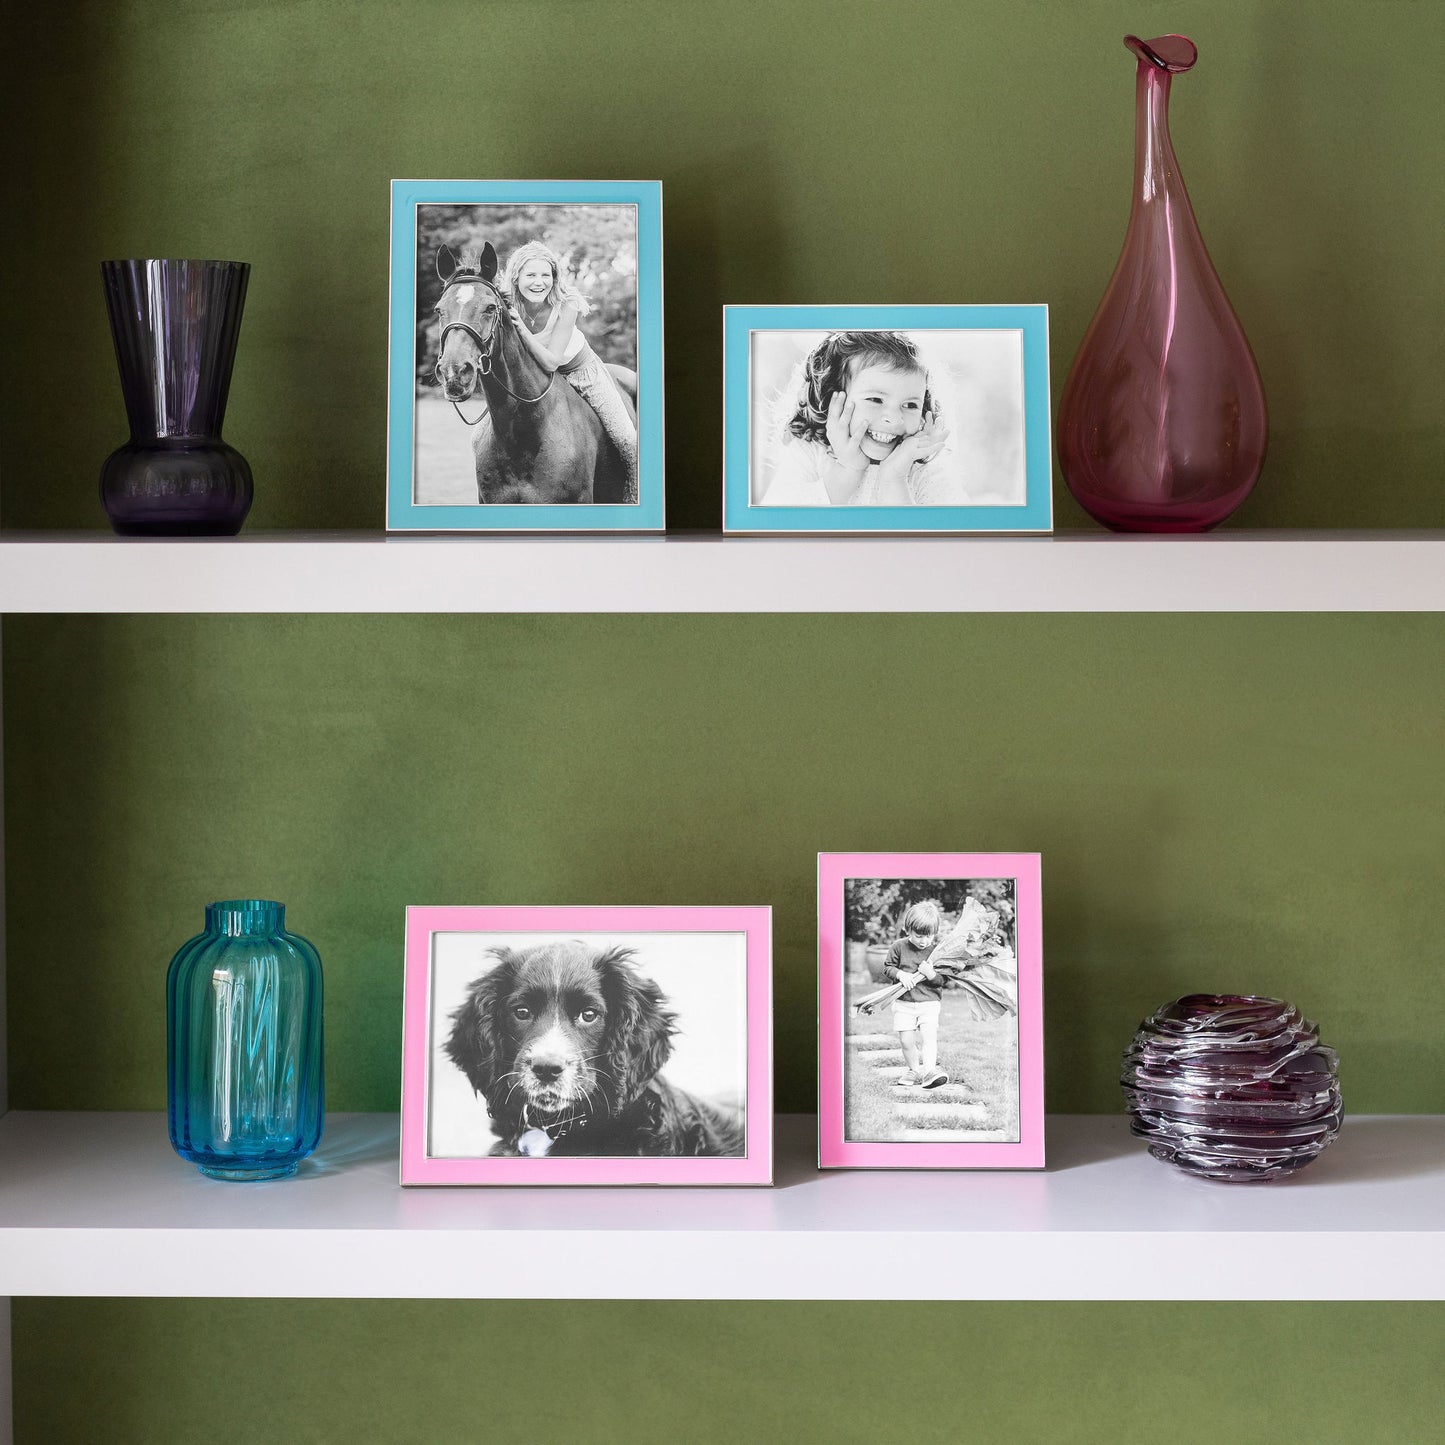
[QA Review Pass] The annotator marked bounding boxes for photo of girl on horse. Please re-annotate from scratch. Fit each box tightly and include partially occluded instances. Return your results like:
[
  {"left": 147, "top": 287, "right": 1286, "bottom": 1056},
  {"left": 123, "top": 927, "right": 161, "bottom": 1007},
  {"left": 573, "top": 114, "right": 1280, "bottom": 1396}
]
[{"left": 414, "top": 203, "right": 640, "bottom": 507}]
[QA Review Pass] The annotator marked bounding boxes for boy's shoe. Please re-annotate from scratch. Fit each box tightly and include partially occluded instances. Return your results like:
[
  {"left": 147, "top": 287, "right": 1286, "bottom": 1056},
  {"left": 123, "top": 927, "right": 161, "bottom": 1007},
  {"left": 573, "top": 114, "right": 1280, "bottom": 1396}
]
[
  {"left": 919, "top": 1068, "right": 950, "bottom": 1088},
  {"left": 893, "top": 1071, "right": 922, "bottom": 1087}
]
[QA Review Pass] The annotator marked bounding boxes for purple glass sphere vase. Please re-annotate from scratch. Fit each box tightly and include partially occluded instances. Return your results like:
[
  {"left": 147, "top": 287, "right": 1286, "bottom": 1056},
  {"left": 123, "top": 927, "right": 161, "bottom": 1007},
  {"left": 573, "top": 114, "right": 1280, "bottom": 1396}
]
[
  {"left": 100, "top": 258, "right": 253, "bottom": 536},
  {"left": 1058, "top": 36, "right": 1268, "bottom": 532},
  {"left": 1122, "top": 994, "right": 1341, "bottom": 1182}
]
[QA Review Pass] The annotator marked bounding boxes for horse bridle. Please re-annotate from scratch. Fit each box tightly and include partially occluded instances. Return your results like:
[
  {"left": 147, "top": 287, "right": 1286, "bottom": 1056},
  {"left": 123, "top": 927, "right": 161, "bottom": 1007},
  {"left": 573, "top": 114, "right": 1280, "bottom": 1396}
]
[{"left": 434, "top": 271, "right": 556, "bottom": 424}]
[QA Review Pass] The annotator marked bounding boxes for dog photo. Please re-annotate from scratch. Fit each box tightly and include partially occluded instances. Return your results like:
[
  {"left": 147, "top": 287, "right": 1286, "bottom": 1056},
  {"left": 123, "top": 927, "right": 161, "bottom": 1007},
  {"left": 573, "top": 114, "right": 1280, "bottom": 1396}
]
[
  {"left": 817, "top": 853, "right": 1044, "bottom": 1170},
  {"left": 387, "top": 180, "right": 664, "bottom": 532},
  {"left": 401, "top": 906, "right": 773, "bottom": 1185},
  {"left": 723, "top": 305, "right": 1052, "bottom": 534}
]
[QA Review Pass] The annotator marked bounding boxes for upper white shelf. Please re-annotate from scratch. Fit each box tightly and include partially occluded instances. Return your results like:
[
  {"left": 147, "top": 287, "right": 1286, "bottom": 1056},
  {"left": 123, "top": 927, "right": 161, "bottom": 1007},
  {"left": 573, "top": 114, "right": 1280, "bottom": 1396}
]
[
  {"left": 1, "top": 1111, "right": 1441, "bottom": 1300},
  {"left": 1, "top": 531, "right": 1442, "bottom": 613}
]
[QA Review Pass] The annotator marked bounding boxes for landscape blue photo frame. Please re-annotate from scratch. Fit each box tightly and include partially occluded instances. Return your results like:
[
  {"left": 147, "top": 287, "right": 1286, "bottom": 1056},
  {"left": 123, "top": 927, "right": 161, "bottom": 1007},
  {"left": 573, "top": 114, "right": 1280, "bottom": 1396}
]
[
  {"left": 723, "top": 304, "right": 1052, "bottom": 533},
  {"left": 387, "top": 179, "right": 664, "bottom": 532}
]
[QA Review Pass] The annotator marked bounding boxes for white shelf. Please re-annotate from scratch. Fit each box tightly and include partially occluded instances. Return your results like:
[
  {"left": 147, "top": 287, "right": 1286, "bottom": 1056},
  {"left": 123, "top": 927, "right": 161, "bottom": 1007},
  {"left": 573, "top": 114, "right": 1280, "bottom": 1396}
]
[
  {"left": 1, "top": 1112, "right": 1441, "bottom": 1300},
  {"left": 2, "top": 532, "right": 1443, "bottom": 613}
]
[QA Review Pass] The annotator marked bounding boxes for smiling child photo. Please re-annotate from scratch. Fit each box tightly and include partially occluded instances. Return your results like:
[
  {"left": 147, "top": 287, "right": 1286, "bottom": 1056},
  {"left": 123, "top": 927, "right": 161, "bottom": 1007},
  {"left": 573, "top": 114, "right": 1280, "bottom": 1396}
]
[{"left": 749, "top": 326, "right": 1027, "bottom": 508}]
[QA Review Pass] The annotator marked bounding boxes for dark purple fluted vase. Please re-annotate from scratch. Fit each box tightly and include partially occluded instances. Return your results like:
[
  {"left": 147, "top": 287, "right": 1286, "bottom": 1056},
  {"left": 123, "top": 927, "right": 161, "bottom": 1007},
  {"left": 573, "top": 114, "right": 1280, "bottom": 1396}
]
[{"left": 100, "top": 259, "right": 253, "bottom": 535}]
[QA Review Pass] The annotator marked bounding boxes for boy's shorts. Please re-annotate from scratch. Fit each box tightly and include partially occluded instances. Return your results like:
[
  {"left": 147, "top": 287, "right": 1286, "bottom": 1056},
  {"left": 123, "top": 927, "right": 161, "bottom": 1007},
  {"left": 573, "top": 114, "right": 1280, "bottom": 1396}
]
[{"left": 892, "top": 999, "right": 942, "bottom": 1035}]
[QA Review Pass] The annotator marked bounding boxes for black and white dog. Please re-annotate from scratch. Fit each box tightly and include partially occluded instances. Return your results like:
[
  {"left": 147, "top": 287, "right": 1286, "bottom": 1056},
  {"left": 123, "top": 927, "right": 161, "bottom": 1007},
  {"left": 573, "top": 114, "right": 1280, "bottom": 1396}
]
[{"left": 445, "top": 940, "right": 743, "bottom": 1157}]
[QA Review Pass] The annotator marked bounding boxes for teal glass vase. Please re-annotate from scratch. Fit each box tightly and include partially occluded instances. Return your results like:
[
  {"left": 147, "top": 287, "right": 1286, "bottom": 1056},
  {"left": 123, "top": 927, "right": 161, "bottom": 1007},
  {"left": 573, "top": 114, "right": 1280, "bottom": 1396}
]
[{"left": 167, "top": 900, "right": 324, "bottom": 1180}]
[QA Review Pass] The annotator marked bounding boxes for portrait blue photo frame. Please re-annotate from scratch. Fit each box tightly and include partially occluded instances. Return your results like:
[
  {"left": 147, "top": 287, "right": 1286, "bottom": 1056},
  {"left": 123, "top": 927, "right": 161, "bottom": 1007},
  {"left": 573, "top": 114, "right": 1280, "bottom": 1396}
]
[
  {"left": 723, "top": 304, "right": 1053, "bottom": 534},
  {"left": 387, "top": 179, "right": 664, "bottom": 532}
]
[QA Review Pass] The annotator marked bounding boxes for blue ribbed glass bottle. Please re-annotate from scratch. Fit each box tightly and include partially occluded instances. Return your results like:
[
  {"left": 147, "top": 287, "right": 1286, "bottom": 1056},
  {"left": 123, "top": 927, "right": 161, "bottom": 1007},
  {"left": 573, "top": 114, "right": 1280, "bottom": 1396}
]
[{"left": 167, "top": 900, "right": 324, "bottom": 1180}]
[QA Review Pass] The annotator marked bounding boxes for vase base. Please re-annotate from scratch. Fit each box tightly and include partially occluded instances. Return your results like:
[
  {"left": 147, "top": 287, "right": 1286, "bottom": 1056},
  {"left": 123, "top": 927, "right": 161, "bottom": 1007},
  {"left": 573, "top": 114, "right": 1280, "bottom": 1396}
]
[
  {"left": 1147, "top": 1145, "right": 1319, "bottom": 1183},
  {"left": 100, "top": 439, "right": 253, "bottom": 537},
  {"left": 198, "top": 1161, "right": 300, "bottom": 1182},
  {"left": 1071, "top": 495, "right": 1245, "bottom": 534},
  {"left": 110, "top": 518, "right": 246, "bottom": 538},
  {"left": 1098, "top": 517, "right": 1225, "bottom": 535}
]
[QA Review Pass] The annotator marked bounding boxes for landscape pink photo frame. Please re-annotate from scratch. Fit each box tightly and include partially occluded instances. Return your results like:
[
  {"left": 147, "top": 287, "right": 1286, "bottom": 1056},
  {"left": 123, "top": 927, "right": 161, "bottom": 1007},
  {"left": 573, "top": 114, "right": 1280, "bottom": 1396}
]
[
  {"left": 401, "top": 905, "right": 773, "bottom": 1185},
  {"left": 818, "top": 853, "right": 1044, "bottom": 1169}
]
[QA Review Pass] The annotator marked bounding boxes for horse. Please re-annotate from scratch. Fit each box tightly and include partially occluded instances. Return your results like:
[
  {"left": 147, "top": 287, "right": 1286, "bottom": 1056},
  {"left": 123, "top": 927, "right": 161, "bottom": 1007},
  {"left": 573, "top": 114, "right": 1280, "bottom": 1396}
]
[{"left": 432, "top": 243, "right": 637, "bottom": 505}]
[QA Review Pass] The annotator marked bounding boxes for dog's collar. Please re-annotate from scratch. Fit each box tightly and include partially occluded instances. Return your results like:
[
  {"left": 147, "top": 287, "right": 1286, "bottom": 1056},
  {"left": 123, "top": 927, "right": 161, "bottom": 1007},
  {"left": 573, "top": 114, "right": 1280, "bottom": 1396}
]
[{"left": 517, "top": 1106, "right": 590, "bottom": 1158}]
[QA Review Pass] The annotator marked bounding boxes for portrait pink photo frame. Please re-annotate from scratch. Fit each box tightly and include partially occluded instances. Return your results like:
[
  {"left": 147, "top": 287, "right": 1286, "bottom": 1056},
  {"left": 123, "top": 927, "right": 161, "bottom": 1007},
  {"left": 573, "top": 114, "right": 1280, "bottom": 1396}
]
[
  {"left": 401, "top": 905, "right": 773, "bottom": 1185},
  {"left": 818, "top": 853, "right": 1044, "bottom": 1169}
]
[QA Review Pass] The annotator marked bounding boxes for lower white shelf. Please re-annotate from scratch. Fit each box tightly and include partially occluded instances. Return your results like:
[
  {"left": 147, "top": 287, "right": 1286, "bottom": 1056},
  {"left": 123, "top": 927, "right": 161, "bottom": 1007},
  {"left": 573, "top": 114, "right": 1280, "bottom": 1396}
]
[{"left": 1, "top": 1111, "right": 1440, "bottom": 1300}]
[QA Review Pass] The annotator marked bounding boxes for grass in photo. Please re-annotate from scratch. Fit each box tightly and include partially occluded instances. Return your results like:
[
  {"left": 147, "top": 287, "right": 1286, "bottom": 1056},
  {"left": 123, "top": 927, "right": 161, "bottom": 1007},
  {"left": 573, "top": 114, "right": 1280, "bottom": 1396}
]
[{"left": 845, "top": 979, "right": 1020, "bottom": 1143}]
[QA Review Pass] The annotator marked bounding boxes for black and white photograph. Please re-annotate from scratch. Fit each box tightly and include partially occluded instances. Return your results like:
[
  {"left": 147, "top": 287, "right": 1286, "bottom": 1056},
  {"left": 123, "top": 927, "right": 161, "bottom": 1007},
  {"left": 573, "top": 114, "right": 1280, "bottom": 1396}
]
[
  {"left": 428, "top": 931, "right": 748, "bottom": 1160},
  {"left": 843, "top": 878, "right": 1021, "bottom": 1143},
  {"left": 414, "top": 202, "right": 640, "bottom": 507},
  {"left": 750, "top": 327, "right": 1026, "bottom": 507}
]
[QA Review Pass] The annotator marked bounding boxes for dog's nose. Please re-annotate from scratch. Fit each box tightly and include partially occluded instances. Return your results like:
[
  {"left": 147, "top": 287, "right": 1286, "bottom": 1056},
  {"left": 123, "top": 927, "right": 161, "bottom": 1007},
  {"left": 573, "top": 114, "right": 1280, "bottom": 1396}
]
[{"left": 530, "top": 1056, "right": 565, "bottom": 1083}]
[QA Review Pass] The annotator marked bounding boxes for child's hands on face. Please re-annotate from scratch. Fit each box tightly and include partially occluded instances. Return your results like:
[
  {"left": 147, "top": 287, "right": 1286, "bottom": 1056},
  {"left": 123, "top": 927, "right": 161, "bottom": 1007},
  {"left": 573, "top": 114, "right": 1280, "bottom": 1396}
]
[
  {"left": 825, "top": 391, "right": 873, "bottom": 472},
  {"left": 878, "top": 413, "right": 950, "bottom": 488}
]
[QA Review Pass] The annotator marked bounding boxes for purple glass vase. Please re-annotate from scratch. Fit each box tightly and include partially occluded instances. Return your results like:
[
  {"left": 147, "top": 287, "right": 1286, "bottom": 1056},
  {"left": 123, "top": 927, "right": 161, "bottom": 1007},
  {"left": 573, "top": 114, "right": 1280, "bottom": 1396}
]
[
  {"left": 1122, "top": 994, "right": 1342, "bottom": 1182},
  {"left": 100, "top": 259, "right": 253, "bottom": 536},
  {"left": 1058, "top": 36, "right": 1268, "bottom": 532}
]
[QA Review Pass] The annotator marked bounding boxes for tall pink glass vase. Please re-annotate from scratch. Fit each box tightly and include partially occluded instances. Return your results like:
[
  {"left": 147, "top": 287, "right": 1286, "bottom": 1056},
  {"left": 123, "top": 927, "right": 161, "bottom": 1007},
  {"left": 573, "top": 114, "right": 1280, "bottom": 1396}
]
[{"left": 1058, "top": 35, "right": 1268, "bottom": 532}]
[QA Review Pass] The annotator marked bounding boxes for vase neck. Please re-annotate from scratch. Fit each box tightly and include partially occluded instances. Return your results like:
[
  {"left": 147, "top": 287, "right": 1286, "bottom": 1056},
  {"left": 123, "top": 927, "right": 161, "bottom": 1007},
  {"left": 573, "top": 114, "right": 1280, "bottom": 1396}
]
[
  {"left": 101, "top": 259, "right": 248, "bottom": 442},
  {"left": 1132, "top": 62, "right": 1183, "bottom": 212},
  {"left": 206, "top": 899, "right": 285, "bottom": 937}
]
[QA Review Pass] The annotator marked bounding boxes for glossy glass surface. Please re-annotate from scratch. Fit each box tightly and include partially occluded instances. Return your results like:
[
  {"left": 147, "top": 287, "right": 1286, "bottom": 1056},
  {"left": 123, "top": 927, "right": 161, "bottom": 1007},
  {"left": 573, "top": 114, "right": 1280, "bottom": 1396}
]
[
  {"left": 1122, "top": 993, "right": 1341, "bottom": 1181},
  {"left": 167, "top": 900, "right": 324, "bottom": 1180},
  {"left": 1058, "top": 36, "right": 1268, "bottom": 532},
  {"left": 100, "top": 259, "right": 254, "bottom": 536}
]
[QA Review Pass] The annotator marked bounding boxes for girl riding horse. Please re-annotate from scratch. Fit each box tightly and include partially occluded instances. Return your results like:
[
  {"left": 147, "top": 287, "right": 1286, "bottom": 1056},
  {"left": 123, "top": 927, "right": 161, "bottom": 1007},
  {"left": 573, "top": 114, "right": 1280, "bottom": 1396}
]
[{"left": 432, "top": 242, "right": 636, "bottom": 505}]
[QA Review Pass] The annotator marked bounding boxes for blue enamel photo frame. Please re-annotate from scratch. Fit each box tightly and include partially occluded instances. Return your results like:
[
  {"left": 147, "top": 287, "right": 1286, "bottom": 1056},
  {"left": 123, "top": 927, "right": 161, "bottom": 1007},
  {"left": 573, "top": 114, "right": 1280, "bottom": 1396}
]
[
  {"left": 723, "top": 305, "right": 1053, "bottom": 534},
  {"left": 387, "top": 180, "right": 664, "bottom": 532}
]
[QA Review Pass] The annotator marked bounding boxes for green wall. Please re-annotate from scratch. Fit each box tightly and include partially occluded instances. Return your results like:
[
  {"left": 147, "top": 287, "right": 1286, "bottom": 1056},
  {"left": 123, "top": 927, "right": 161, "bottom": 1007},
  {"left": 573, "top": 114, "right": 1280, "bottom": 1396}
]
[
  {"left": 5, "top": 1, "right": 1444, "bottom": 1437},
  {"left": 3, "top": 0, "right": 1443, "bottom": 530},
  {"left": 14, "top": 1300, "right": 1445, "bottom": 1443},
  {"left": 6, "top": 612, "right": 1444, "bottom": 1114}
]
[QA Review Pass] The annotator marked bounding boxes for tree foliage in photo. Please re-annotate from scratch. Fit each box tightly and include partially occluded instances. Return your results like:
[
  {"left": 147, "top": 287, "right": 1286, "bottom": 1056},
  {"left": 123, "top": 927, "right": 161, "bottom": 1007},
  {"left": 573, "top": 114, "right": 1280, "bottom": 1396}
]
[{"left": 844, "top": 877, "right": 1016, "bottom": 948}]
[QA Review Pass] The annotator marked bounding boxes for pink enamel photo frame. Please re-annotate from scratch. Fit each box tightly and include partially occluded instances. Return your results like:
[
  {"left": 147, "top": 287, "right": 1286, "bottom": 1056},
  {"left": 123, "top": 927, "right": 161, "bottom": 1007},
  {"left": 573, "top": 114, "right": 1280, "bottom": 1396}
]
[
  {"left": 818, "top": 853, "right": 1044, "bottom": 1169},
  {"left": 401, "top": 905, "right": 773, "bottom": 1185}
]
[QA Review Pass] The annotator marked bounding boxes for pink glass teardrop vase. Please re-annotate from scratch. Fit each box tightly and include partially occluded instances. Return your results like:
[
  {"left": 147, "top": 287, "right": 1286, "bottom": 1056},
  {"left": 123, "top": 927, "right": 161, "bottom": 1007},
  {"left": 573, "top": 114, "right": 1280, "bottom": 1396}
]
[{"left": 1058, "top": 36, "right": 1268, "bottom": 532}]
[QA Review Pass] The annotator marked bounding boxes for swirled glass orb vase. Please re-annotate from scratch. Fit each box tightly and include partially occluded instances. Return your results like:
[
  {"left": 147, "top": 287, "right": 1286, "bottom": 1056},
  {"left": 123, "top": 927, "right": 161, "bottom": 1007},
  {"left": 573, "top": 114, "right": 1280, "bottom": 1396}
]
[
  {"left": 1058, "top": 36, "right": 1268, "bottom": 532},
  {"left": 100, "top": 259, "right": 253, "bottom": 535},
  {"left": 1121, "top": 995, "right": 1341, "bottom": 1182},
  {"left": 167, "top": 900, "right": 324, "bottom": 1180}
]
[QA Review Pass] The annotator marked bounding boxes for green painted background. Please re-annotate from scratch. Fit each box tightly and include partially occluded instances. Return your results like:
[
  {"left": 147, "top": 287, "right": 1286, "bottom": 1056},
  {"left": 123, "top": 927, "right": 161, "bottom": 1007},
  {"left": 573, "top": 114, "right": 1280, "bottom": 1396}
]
[
  {"left": 7, "top": 612, "right": 1444, "bottom": 1115},
  {"left": 4, "top": 1, "right": 1444, "bottom": 1438},
  {"left": 13, "top": 1300, "right": 1445, "bottom": 1443},
  {"left": 2, "top": 0, "right": 1444, "bottom": 531}
]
